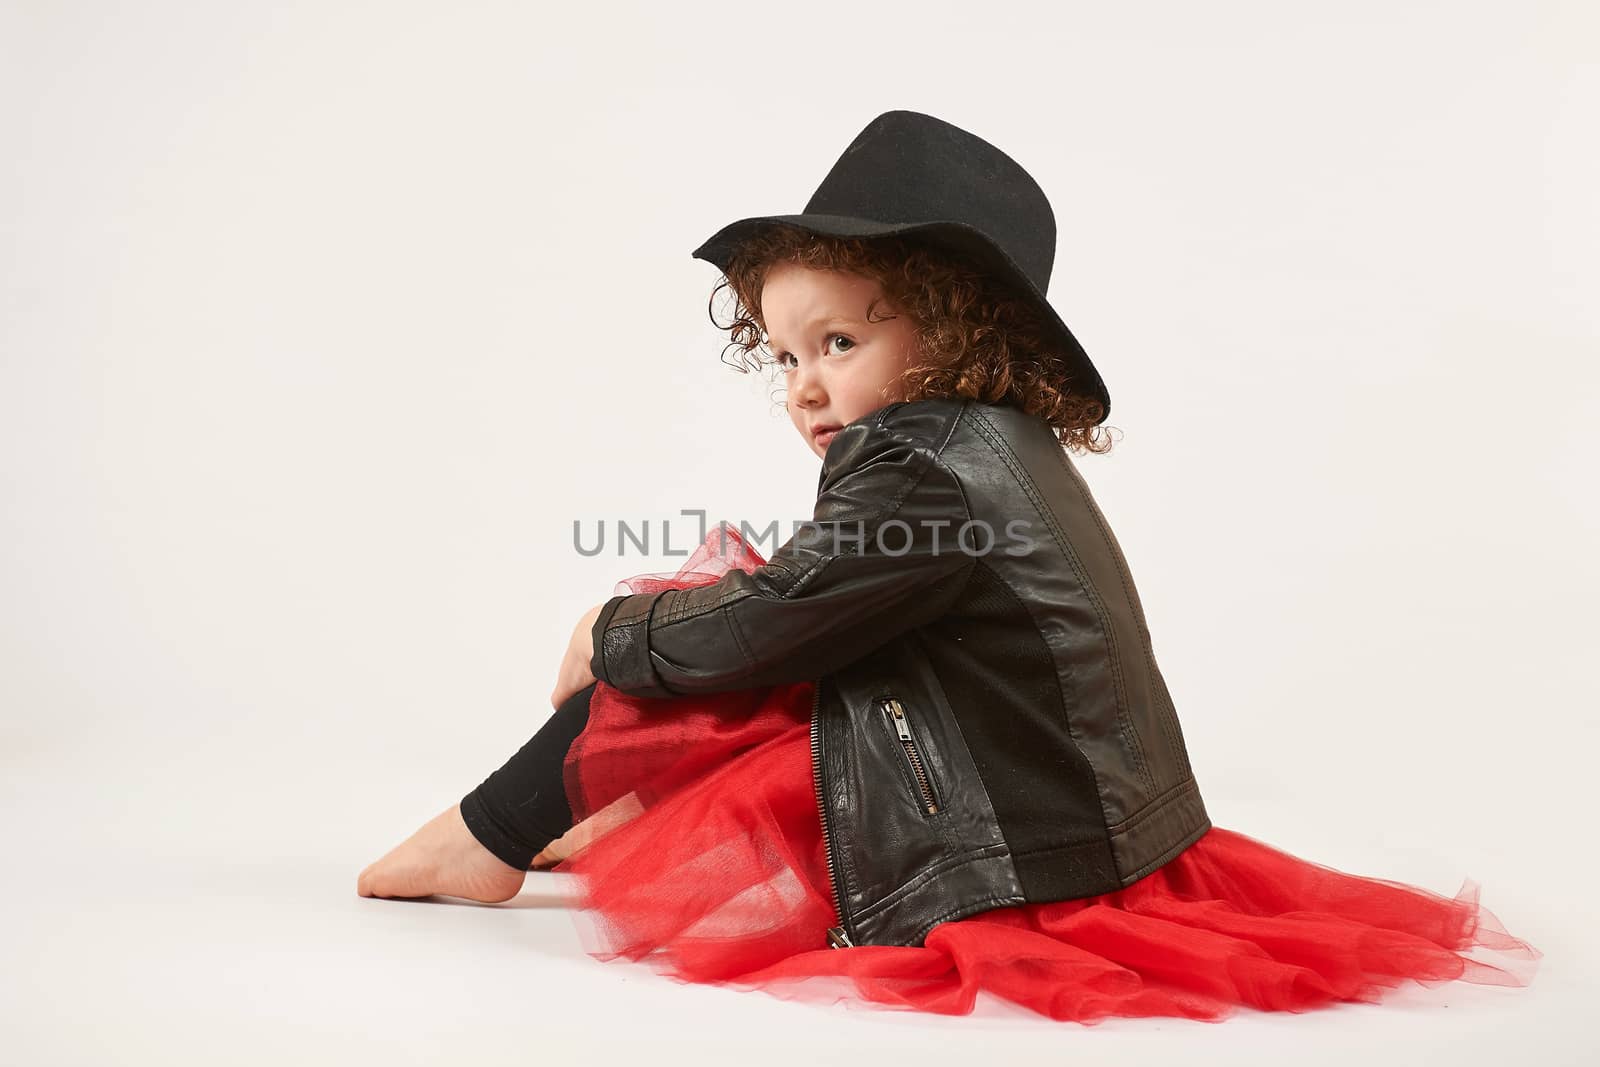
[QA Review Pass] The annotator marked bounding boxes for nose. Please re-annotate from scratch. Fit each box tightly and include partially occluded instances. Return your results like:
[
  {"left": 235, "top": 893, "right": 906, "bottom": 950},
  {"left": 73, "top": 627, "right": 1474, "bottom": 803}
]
[{"left": 788, "top": 358, "right": 826, "bottom": 410}]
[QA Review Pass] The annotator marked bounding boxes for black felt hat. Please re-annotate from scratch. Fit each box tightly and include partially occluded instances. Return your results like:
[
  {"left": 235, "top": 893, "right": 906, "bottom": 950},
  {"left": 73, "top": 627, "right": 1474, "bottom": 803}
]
[{"left": 691, "top": 109, "right": 1109, "bottom": 421}]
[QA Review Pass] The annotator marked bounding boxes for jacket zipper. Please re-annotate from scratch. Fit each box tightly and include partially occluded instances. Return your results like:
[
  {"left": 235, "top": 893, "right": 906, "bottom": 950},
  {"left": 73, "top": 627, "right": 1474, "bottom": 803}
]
[
  {"left": 882, "top": 697, "right": 940, "bottom": 814},
  {"left": 811, "top": 680, "right": 855, "bottom": 949}
]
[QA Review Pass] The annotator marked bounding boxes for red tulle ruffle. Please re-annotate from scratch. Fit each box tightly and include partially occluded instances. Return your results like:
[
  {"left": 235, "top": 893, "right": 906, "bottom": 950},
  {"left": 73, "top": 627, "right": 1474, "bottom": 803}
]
[{"left": 551, "top": 524, "right": 1541, "bottom": 1023}]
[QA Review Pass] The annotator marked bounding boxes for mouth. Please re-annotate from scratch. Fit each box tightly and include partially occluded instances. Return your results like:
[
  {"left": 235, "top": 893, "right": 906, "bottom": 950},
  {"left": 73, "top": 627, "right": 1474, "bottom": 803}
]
[{"left": 811, "top": 425, "right": 842, "bottom": 449}]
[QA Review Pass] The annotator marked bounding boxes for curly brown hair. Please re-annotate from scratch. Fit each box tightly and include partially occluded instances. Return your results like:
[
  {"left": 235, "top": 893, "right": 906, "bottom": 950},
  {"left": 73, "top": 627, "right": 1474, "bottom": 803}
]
[{"left": 705, "top": 223, "right": 1117, "bottom": 455}]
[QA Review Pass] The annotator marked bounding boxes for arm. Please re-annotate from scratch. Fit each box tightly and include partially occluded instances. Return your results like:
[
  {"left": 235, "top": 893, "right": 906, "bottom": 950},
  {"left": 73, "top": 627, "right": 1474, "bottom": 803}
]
[{"left": 588, "top": 418, "right": 975, "bottom": 698}]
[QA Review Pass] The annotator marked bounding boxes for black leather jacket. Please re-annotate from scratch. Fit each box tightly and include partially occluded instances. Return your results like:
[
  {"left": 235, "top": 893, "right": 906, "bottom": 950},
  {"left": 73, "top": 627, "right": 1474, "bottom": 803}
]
[{"left": 589, "top": 397, "right": 1211, "bottom": 948}]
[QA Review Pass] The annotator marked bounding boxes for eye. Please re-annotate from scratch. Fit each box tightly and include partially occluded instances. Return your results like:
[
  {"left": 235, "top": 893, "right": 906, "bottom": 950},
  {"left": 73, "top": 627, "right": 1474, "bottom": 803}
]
[{"left": 771, "top": 334, "right": 854, "bottom": 371}]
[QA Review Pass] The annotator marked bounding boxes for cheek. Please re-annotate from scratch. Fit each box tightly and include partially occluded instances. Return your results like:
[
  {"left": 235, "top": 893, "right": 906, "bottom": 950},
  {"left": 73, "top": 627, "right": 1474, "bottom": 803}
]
[{"left": 875, "top": 351, "right": 912, "bottom": 398}]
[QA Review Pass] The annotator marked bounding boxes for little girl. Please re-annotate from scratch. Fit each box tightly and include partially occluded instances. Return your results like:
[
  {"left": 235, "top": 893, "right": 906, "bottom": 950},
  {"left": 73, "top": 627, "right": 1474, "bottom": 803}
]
[{"left": 358, "top": 110, "right": 1540, "bottom": 1023}]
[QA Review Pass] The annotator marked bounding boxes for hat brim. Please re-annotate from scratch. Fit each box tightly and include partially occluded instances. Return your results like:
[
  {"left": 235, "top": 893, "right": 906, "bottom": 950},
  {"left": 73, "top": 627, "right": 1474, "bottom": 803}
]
[{"left": 691, "top": 213, "right": 1110, "bottom": 423}]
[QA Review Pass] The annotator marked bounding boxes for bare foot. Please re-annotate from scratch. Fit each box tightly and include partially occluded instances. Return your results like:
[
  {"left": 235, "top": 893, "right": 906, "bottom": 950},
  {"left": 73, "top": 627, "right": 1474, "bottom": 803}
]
[{"left": 357, "top": 803, "right": 527, "bottom": 903}]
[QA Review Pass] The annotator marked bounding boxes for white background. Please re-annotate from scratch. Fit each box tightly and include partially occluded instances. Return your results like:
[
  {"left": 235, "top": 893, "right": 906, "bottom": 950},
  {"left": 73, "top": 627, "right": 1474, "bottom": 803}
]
[{"left": 2, "top": 1, "right": 1595, "bottom": 1063}]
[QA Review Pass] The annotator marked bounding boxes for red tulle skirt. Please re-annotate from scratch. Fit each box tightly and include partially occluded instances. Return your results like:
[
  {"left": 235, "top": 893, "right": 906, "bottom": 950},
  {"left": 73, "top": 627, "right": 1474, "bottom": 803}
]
[{"left": 548, "top": 525, "right": 1540, "bottom": 1023}]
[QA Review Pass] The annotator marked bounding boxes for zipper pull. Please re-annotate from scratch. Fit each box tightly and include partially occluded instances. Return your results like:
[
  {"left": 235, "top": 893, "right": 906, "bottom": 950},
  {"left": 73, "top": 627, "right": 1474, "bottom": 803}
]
[
  {"left": 886, "top": 699, "right": 913, "bottom": 742},
  {"left": 827, "top": 925, "right": 855, "bottom": 949}
]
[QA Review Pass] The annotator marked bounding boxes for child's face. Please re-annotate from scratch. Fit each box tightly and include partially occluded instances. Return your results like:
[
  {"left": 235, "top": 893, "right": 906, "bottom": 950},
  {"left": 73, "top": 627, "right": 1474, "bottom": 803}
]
[{"left": 761, "top": 262, "right": 921, "bottom": 460}]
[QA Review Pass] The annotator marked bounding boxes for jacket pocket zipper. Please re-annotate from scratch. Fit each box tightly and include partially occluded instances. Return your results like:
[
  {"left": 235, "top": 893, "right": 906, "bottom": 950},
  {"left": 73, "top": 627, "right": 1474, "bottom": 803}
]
[{"left": 881, "top": 697, "right": 940, "bottom": 815}]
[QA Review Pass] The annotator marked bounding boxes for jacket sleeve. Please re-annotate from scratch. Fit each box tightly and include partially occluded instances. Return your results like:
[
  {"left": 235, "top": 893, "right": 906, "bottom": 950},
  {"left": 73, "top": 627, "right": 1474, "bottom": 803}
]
[{"left": 588, "top": 417, "right": 976, "bottom": 698}]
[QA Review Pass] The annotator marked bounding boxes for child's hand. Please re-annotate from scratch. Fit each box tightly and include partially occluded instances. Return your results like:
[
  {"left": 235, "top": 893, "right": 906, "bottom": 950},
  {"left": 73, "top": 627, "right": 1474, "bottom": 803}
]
[{"left": 551, "top": 601, "right": 605, "bottom": 709}]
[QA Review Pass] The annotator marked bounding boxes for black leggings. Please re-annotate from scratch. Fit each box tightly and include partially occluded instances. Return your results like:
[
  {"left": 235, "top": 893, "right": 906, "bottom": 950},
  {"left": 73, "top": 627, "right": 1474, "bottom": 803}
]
[{"left": 458, "top": 682, "right": 595, "bottom": 870}]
